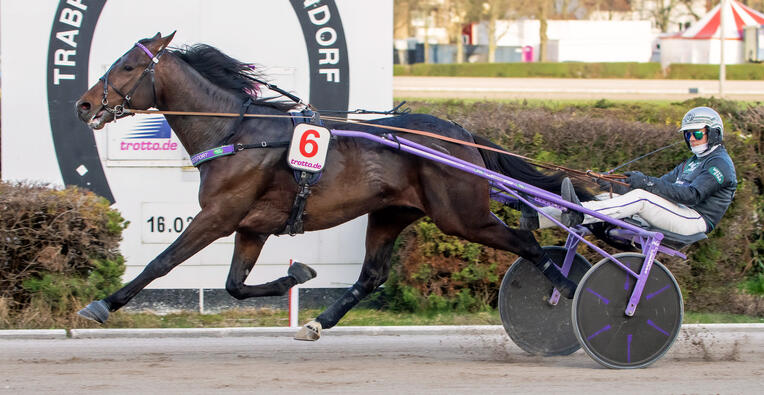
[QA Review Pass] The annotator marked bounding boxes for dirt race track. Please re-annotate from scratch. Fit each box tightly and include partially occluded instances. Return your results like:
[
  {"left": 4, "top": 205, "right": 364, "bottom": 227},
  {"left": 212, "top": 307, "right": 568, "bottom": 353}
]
[{"left": 1, "top": 329, "right": 762, "bottom": 394}]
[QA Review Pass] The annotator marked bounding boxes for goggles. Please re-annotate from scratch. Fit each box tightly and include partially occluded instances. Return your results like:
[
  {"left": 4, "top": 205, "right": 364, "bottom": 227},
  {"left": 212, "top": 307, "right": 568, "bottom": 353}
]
[{"left": 684, "top": 128, "right": 705, "bottom": 141}]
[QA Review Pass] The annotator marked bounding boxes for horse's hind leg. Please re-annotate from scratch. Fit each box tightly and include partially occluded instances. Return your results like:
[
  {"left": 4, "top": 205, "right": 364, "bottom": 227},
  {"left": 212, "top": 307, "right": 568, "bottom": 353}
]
[
  {"left": 450, "top": 212, "right": 577, "bottom": 297},
  {"left": 224, "top": 231, "right": 316, "bottom": 300},
  {"left": 422, "top": 174, "right": 577, "bottom": 298},
  {"left": 295, "top": 207, "right": 422, "bottom": 341}
]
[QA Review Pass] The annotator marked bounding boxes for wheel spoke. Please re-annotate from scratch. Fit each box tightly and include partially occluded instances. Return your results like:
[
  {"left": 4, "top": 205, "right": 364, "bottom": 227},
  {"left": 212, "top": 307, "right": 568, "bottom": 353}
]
[
  {"left": 586, "top": 324, "right": 611, "bottom": 341},
  {"left": 647, "top": 319, "right": 670, "bottom": 336},
  {"left": 645, "top": 284, "right": 670, "bottom": 300},
  {"left": 585, "top": 287, "right": 610, "bottom": 305}
]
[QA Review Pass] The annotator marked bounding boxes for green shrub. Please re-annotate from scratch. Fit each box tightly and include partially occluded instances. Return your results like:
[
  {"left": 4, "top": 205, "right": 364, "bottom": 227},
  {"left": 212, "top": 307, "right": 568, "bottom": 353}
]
[
  {"left": 0, "top": 182, "right": 128, "bottom": 327},
  {"left": 394, "top": 62, "right": 764, "bottom": 80},
  {"left": 666, "top": 63, "right": 764, "bottom": 80}
]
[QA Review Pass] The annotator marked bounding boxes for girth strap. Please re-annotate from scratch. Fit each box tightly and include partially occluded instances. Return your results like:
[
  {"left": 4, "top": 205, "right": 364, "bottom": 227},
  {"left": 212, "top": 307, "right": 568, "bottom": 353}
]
[
  {"left": 278, "top": 109, "right": 325, "bottom": 236},
  {"left": 279, "top": 171, "right": 313, "bottom": 236}
]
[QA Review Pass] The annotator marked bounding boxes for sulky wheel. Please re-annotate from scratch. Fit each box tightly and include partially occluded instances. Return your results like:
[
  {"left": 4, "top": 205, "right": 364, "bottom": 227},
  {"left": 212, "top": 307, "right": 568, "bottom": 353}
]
[
  {"left": 572, "top": 253, "right": 683, "bottom": 369},
  {"left": 499, "top": 246, "right": 591, "bottom": 356}
]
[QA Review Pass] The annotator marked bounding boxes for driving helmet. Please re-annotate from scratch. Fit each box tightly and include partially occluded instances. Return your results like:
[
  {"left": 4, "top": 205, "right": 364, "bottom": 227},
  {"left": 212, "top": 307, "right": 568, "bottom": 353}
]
[{"left": 679, "top": 106, "right": 723, "bottom": 149}]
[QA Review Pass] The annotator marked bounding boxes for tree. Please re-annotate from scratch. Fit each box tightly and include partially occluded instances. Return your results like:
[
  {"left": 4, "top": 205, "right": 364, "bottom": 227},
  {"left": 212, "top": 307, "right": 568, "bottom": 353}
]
[
  {"left": 444, "top": 0, "right": 482, "bottom": 63},
  {"left": 394, "top": 0, "right": 414, "bottom": 65},
  {"left": 408, "top": 0, "right": 442, "bottom": 64},
  {"left": 509, "top": 0, "right": 555, "bottom": 61},
  {"left": 629, "top": 0, "right": 707, "bottom": 33},
  {"left": 538, "top": 1, "right": 551, "bottom": 62},
  {"left": 741, "top": 0, "right": 764, "bottom": 10},
  {"left": 652, "top": 0, "right": 681, "bottom": 32},
  {"left": 481, "top": 0, "right": 513, "bottom": 63}
]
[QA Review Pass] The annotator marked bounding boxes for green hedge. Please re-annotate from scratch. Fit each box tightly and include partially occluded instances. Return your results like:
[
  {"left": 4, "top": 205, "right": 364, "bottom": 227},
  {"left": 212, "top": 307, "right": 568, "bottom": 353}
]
[
  {"left": 666, "top": 63, "right": 764, "bottom": 80},
  {"left": 394, "top": 62, "right": 764, "bottom": 80},
  {"left": 0, "top": 183, "right": 128, "bottom": 328},
  {"left": 380, "top": 98, "right": 764, "bottom": 316}
]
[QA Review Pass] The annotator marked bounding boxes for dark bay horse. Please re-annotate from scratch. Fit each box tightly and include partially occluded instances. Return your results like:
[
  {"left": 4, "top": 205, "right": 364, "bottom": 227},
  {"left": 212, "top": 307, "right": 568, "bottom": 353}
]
[{"left": 75, "top": 33, "right": 590, "bottom": 340}]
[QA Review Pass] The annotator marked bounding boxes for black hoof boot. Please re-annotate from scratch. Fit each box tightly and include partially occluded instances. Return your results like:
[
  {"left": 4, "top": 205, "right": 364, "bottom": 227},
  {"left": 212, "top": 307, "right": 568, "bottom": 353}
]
[
  {"left": 288, "top": 262, "right": 317, "bottom": 284},
  {"left": 77, "top": 300, "right": 110, "bottom": 324},
  {"left": 534, "top": 256, "right": 577, "bottom": 299},
  {"left": 561, "top": 177, "right": 584, "bottom": 228}
]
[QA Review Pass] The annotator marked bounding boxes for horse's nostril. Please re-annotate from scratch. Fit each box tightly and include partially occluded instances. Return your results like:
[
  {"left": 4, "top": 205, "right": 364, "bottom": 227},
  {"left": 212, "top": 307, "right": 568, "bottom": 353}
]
[{"left": 80, "top": 102, "right": 92, "bottom": 112}]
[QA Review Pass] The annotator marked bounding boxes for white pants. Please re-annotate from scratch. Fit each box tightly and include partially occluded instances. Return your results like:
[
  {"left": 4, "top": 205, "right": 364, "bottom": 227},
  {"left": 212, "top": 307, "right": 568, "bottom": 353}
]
[{"left": 538, "top": 189, "right": 708, "bottom": 235}]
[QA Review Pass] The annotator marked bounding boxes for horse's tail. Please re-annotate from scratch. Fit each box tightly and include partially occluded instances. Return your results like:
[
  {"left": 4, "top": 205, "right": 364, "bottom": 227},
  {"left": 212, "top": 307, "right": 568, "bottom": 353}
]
[{"left": 472, "top": 134, "right": 594, "bottom": 201}]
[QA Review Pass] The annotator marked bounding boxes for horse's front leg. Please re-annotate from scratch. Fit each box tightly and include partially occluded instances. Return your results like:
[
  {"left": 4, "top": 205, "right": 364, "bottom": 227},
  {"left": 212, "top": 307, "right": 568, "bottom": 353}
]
[
  {"left": 77, "top": 207, "right": 240, "bottom": 324},
  {"left": 224, "top": 231, "right": 316, "bottom": 300}
]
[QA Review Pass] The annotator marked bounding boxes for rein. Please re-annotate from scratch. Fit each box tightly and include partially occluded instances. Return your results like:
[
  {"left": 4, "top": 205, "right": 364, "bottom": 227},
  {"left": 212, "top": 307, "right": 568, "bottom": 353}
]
[
  {"left": 107, "top": 42, "right": 628, "bottom": 186},
  {"left": 123, "top": 107, "right": 628, "bottom": 186}
]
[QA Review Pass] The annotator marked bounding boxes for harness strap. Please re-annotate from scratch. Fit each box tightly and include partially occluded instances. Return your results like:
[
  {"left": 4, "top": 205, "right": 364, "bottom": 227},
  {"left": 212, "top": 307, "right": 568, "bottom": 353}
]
[
  {"left": 221, "top": 98, "right": 253, "bottom": 144},
  {"left": 190, "top": 145, "right": 236, "bottom": 166},
  {"left": 100, "top": 42, "right": 167, "bottom": 116},
  {"left": 280, "top": 171, "right": 313, "bottom": 236},
  {"left": 189, "top": 141, "right": 290, "bottom": 167}
]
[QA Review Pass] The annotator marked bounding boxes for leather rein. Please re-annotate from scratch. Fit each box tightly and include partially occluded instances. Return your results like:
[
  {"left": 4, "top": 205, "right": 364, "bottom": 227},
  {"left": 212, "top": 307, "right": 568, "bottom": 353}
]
[
  {"left": 124, "top": 106, "right": 628, "bottom": 187},
  {"left": 110, "top": 52, "right": 627, "bottom": 187}
]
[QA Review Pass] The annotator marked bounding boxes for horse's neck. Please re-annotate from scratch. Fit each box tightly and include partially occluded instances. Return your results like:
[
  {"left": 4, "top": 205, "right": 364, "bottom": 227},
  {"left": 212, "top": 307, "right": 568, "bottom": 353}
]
[{"left": 156, "top": 56, "right": 250, "bottom": 154}]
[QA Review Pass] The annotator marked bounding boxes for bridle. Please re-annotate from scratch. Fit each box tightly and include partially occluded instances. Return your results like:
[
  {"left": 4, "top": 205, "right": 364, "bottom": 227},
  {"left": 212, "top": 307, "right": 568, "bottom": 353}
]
[{"left": 100, "top": 42, "right": 166, "bottom": 117}]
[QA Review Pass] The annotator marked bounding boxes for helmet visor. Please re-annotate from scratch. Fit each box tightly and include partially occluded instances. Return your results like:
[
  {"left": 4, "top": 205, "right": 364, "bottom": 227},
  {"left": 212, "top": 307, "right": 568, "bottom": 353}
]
[{"left": 679, "top": 122, "right": 710, "bottom": 132}]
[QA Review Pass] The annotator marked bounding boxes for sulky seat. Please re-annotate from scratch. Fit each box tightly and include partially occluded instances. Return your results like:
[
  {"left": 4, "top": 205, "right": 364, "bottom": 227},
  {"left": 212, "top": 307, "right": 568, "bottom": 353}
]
[{"left": 622, "top": 217, "right": 707, "bottom": 250}]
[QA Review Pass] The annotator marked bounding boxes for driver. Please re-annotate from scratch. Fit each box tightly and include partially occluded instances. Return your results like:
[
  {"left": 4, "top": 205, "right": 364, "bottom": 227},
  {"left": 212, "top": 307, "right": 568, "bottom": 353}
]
[{"left": 533, "top": 106, "right": 737, "bottom": 236}]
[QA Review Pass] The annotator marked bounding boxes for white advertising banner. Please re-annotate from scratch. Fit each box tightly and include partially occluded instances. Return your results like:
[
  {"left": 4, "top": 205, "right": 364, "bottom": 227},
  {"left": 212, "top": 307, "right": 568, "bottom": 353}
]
[{"left": 1, "top": 0, "right": 392, "bottom": 289}]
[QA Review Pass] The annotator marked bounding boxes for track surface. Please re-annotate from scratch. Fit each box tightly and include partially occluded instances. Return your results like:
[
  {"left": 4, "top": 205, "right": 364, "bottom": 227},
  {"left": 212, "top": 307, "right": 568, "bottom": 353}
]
[
  {"left": 394, "top": 76, "right": 764, "bottom": 101},
  {"left": 1, "top": 332, "right": 761, "bottom": 394}
]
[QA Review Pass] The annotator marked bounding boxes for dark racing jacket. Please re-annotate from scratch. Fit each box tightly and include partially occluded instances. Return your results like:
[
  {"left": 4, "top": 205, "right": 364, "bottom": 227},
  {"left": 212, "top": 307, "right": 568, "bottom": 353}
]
[{"left": 638, "top": 146, "right": 737, "bottom": 232}]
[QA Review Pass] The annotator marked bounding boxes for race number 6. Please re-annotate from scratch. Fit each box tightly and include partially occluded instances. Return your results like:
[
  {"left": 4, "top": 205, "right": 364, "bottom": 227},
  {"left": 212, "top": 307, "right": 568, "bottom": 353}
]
[
  {"left": 299, "top": 129, "right": 320, "bottom": 157},
  {"left": 287, "top": 123, "right": 331, "bottom": 172}
]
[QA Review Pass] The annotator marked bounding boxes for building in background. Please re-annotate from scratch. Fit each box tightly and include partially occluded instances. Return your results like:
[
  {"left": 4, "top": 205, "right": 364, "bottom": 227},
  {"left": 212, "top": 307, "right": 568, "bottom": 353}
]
[
  {"left": 660, "top": 0, "right": 764, "bottom": 65},
  {"left": 395, "top": 0, "right": 713, "bottom": 64},
  {"left": 474, "top": 19, "right": 654, "bottom": 62}
]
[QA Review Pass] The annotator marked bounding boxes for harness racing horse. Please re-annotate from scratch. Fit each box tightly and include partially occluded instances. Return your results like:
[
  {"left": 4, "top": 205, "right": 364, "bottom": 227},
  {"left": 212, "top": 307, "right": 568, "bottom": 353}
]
[{"left": 75, "top": 33, "right": 592, "bottom": 340}]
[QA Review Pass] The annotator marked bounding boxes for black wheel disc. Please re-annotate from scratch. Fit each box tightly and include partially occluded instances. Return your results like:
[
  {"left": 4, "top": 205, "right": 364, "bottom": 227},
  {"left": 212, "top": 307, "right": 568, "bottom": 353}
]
[
  {"left": 572, "top": 253, "right": 683, "bottom": 369},
  {"left": 498, "top": 246, "right": 591, "bottom": 356}
]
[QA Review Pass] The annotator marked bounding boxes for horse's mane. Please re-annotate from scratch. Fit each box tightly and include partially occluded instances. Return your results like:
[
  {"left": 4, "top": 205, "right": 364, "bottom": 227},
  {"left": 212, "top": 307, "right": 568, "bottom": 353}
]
[{"left": 166, "top": 43, "right": 297, "bottom": 112}]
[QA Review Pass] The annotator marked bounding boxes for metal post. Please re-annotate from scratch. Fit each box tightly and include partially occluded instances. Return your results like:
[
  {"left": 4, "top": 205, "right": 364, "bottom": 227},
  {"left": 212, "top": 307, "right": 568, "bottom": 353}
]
[
  {"left": 719, "top": 0, "right": 727, "bottom": 98},
  {"left": 288, "top": 259, "right": 300, "bottom": 327},
  {"left": 199, "top": 287, "right": 204, "bottom": 314}
]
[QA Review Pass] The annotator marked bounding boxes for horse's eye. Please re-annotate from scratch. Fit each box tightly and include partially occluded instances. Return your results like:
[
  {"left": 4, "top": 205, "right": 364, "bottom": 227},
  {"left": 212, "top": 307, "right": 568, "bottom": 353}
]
[{"left": 123, "top": 65, "right": 134, "bottom": 71}]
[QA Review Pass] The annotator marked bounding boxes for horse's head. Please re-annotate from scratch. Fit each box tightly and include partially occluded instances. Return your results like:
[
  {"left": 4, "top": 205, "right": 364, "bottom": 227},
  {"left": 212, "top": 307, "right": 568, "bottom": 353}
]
[{"left": 75, "top": 32, "right": 175, "bottom": 130}]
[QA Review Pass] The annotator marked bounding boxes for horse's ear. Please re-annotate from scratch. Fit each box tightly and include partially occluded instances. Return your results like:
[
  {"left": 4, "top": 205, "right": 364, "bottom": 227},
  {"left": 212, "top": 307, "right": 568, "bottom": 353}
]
[
  {"left": 151, "top": 32, "right": 161, "bottom": 40},
  {"left": 158, "top": 31, "right": 176, "bottom": 49}
]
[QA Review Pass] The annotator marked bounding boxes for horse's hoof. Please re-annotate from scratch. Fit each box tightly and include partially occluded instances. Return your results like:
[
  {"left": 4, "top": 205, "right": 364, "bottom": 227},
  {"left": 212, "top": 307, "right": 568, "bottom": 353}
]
[
  {"left": 288, "top": 262, "right": 317, "bottom": 284},
  {"left": 294, "top": 320, "right": 322, "bottom": 341},
  {"left": 77, "top": 300, "right": 110, "bottom": 324}
]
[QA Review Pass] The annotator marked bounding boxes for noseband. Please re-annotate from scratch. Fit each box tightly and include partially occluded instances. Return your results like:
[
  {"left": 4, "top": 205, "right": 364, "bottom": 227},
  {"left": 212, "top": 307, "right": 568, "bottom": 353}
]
[{"left": 100, "top": 42, "right": 165, "bottom": 117}]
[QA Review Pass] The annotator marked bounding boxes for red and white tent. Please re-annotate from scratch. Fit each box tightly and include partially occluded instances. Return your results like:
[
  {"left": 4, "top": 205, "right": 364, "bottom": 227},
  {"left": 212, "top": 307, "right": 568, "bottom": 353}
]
[{"left": 660, "top": 0, "right": 764, "bottom": 65}]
